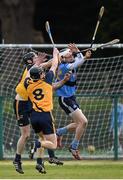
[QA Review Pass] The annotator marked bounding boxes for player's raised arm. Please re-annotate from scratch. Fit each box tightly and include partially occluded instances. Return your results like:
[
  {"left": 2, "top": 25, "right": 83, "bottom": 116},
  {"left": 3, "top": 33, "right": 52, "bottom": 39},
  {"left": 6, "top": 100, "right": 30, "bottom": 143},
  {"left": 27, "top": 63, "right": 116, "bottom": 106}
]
[
  {"left": 39, "top": 58, "right": 52, "bottom": 69},
  {"left": 63, "top": 43, "right": 85, "bottom": 70},
  {"left": 33, "top": 52, "right": 47, "bottom": 66},
  {"left": 64, "top": 43, "right": 91, "bottom": 70},
  {"left": 53, "top": 72, "right": 71, "bottom": 91},
  {"left": 39, "top": 49, "right": 70, "bottom": 70},
  {"left": 50, "top": 48, "right": 59, "bottom": 75}
]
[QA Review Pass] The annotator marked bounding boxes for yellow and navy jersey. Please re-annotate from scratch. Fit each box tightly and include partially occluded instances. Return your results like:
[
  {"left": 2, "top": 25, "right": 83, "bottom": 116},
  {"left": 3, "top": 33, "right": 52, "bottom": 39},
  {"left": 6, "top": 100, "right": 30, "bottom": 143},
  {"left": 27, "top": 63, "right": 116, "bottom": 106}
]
[
  {"left": 15, "top": 65, "right": 32, "bottom": 100},
  {"left": 24, "top": 70, "right": 54, "bottom": 112}
]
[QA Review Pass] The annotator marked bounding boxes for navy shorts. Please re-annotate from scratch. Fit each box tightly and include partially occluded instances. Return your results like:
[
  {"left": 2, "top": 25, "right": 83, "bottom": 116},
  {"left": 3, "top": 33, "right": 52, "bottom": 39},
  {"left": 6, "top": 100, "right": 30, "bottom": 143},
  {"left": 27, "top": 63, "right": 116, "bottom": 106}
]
[
  {"left": 30, "top": 110, "right": 55, "bottom": 135},
  {"left": 13, "top": 100, "right": 31, "bottom": 127},
  {"left": 58, "top": 95, "right": 79, "bottom": 115}
]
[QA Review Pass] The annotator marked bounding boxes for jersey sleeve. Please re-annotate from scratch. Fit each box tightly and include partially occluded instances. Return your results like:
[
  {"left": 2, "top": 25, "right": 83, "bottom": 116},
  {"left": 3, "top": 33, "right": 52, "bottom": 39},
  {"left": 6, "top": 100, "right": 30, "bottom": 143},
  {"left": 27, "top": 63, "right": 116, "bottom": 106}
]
[
  {"left": 45, "top": 70, "right": 54, "bottom": 85},
  {"left": 24, "top": 77, "right": 30, "bottom": 89},
  {"left": 66, "top": 53, "right": 85, "bottom": 70}
]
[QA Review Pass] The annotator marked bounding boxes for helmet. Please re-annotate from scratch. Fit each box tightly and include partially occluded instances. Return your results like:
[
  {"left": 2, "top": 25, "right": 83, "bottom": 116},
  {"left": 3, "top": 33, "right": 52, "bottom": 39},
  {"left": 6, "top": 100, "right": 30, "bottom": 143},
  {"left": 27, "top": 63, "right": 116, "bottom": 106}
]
[
  {"left": 30, "top": 67, "right": 44, "bottom": 80},
  {"left": 59, "top": 48, "right": 70, "bottom": 57},
  {"left": 23, "top": 52, "right": 37, "bottom": 65}
]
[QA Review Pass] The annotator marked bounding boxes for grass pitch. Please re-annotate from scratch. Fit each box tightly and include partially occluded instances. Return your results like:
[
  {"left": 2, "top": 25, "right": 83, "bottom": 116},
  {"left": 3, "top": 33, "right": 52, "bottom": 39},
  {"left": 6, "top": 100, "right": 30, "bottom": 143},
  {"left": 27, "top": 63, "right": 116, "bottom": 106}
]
[{"left": 0, "top": 160, "right": 123, "bottom": 179}]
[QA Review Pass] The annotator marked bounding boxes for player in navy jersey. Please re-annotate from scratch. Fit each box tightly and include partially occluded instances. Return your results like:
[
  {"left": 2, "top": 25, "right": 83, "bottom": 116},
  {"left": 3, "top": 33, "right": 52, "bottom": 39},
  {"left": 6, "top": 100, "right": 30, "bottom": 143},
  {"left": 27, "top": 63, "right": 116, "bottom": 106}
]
[{"left": 55, "top": 43, "right": 92, "bottom": 160}]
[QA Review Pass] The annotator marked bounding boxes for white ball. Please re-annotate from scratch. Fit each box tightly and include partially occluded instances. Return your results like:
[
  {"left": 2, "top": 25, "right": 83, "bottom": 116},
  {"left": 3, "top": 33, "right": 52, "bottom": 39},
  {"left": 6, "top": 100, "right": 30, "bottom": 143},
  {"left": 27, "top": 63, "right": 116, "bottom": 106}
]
[{"left": 87, "top": 145, "right": 95, "bottom": 153}]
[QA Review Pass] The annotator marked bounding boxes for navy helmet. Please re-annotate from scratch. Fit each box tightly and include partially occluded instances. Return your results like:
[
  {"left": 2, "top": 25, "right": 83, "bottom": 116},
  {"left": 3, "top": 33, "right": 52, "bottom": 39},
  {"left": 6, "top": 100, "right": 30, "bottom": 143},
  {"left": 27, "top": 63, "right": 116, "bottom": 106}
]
[
  {"left": 30, "top": 67, "right": 44, "bottom": 80},
  {"left": 23, "top": 52, "right": 37, "bottom": 65}
]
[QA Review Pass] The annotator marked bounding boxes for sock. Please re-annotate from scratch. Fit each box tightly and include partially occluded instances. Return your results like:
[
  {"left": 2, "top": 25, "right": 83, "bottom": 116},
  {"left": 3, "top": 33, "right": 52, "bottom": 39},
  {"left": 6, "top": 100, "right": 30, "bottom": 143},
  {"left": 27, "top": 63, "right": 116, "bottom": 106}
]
[
  {"left": 56, "top": 127, "right": 68, "bottom": 136},
  {"left": 35, "top": 139, "right": 41, "bottom": 149},
  {"left": 71, "top": 139, "right": 79, "bottom": 150},
  {"left": 47, "top": 149, "right": 55, "bottom": 158},
  {"left": 15, "top": 153, "right": 21, "bottom": 162},
  {"left": 37, "top": 158, "right": 42, "bottom": 165}
]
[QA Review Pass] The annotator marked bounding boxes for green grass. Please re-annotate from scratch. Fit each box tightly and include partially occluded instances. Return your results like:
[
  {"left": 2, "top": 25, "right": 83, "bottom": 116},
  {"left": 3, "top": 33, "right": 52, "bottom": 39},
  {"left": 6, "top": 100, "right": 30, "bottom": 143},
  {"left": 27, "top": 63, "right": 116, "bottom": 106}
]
[{"left": 1, "top": 160, "right": 123, "bottom": 179}]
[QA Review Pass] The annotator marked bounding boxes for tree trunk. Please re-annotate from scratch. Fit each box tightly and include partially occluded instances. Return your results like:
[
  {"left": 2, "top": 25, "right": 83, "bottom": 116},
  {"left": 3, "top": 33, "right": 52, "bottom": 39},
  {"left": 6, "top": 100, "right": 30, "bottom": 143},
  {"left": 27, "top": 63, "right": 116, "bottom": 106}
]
[{"left": 0, "top": 0, "right": 44, "bottom": 43}]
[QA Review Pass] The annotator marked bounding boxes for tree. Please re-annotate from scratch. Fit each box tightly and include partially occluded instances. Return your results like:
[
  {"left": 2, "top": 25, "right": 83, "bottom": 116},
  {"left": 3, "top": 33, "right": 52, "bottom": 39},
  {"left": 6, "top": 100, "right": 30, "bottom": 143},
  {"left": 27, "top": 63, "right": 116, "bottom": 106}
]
[{"left": 0, "top": 0, "right": 44, "bottom": 43}]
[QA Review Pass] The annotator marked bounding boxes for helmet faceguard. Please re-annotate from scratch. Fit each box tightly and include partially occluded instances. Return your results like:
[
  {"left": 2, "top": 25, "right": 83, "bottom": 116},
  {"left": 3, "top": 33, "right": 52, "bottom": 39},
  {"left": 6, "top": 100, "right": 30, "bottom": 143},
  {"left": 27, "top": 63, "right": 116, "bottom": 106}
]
[{"left": 23, "top": 52, "right": 37, "bottom": 65}]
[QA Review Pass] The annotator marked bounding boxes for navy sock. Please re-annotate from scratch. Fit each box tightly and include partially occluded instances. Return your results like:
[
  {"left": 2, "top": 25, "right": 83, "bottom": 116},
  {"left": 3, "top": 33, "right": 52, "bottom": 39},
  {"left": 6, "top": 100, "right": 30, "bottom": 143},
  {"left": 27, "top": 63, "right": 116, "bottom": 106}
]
[
  {"left": 47, "top": 149, "right": 55, "bottom": 158},
  {"left": 15, "top": 153, "right": 21, "bottom": 162},
  {"left": 35, "top": 139, "right": 41, "bottom": 149},
  {"left": 37, "top": 158, "right": 42, "bottom": 165}
]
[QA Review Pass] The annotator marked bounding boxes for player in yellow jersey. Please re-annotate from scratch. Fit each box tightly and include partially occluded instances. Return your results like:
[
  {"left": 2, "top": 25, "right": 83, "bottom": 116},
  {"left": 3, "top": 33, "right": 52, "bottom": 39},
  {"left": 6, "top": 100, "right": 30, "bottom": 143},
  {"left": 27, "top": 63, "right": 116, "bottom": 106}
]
[
  {"left": 24, "top": 48, "right": 60, "bottom": 173},
  {"left": 28, "top": 72, "right": 71, "bottom": 165},
  {"left": 13, "top": 51, "right": 47, "bottom": 174},
  {"left": 13, "top": 48, "right": 70, "bottom": 174}
]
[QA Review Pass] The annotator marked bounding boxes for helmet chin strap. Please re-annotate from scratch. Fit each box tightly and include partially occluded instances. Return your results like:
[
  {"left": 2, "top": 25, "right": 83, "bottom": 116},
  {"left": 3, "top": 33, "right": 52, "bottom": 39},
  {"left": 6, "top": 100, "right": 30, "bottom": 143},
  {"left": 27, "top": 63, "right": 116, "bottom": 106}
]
[{"left": 27, "top": 59, "right": 33, "bottom": 65}]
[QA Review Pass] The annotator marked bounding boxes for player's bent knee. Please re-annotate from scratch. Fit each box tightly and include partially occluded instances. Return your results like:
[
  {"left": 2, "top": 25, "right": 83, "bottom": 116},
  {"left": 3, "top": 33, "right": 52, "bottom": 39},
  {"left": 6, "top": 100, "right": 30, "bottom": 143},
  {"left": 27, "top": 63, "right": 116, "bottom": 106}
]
[
  {"left": 51, "top": 143, "right": 57, "bottom": 150},
  {"left": 21, "top": 132, "right": 30, "bottom": 139},
  {"left": 52, "top": 145, "right": 57, "bottom": 150},
  {"left": 83, "top": 118, "right": 88, "bottom": 128},
  {"left": 79, "top": 118, "right": 88, "bottom": 128},
  {"left": 26, "top": 133, "right": 30, "bottom": 139},
  {"left": 83, "top": 118, "right": 88, "bottom": 125}
]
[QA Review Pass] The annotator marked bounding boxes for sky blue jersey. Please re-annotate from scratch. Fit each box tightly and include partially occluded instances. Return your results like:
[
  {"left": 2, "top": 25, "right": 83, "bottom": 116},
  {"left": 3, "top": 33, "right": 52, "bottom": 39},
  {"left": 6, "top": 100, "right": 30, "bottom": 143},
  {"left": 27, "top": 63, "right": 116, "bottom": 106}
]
[{"left": 55, "top": 53, "right": 84, "bottom": 97}]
